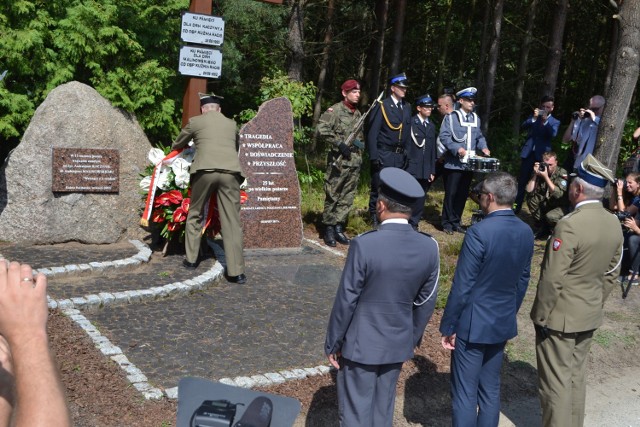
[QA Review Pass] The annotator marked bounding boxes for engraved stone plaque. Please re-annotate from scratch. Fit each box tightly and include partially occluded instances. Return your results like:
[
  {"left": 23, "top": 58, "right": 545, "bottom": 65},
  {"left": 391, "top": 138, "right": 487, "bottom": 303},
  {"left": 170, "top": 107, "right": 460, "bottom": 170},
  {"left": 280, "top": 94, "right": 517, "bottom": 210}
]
[
  {"left": 239, "top": 98, "right": 303, "bottom": 249},
  {"left": 52, "top": 148, "right": 119, "bottom": 193}
]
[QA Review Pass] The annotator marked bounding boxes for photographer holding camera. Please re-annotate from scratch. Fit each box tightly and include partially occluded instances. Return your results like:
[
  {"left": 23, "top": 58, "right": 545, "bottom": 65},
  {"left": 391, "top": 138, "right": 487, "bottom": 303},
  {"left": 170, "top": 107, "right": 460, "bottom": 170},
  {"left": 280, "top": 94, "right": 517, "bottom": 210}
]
[
  {"left": 562, "top": 95, "right": 605, "bottom": 171},
  {"left": 610, "top": 173, "right": 640, "bottom": 283},
  {"left": 514, "top": 96, "right": 560, "bottom": 214},
  {"left": 525, "top": 151, "right": 570, "bottom": 238}
]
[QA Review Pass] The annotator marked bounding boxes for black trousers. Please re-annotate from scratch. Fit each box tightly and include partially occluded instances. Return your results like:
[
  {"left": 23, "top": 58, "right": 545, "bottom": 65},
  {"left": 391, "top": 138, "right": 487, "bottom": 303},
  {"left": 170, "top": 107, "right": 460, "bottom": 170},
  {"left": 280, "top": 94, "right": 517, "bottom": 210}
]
[
  {"left": 409, "top": 178, "right": 432, "bottom": 227},
  {"left": 441, "top": 168, "right": 473, "bottom": 231},
  {"left": 515, "top": 155, "right": 536, "bottom": 209}
]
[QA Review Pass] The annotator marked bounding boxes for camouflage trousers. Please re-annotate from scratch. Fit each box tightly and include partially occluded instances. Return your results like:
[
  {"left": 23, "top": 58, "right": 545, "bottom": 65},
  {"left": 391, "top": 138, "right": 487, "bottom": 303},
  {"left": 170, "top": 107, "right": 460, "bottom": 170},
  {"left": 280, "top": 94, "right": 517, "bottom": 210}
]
[
  {"left": 322, "top": 150, "right": 362, "bottom": 225},
  {"left": 527, "top": 193, "right": 570, "bottom": 227}
]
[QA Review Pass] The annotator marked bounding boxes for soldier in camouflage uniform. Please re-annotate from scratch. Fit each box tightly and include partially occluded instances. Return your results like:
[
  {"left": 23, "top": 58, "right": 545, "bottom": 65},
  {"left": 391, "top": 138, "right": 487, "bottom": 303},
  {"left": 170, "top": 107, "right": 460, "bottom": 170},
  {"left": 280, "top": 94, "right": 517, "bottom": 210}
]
[
  {"left": 525, "top": 151, "right": 571, "bottom": 238},
  {"left": 317, "top": 80, "right": 364, "bottom": 247}
]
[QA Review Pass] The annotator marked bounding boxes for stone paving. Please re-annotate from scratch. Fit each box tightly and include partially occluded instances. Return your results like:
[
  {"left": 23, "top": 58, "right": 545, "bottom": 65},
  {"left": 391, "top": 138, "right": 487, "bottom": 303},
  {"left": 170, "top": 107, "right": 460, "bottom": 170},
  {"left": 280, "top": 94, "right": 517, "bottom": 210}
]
[{"left": 0, "top": 239, "right": 346, "bottom": 399}]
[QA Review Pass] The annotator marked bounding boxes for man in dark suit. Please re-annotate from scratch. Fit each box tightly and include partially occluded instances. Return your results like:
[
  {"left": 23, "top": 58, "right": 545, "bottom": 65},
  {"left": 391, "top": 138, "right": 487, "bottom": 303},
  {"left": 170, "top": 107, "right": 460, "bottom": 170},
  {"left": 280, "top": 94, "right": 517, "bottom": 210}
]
[
  {"left": 406, "top": 94, "right": 437, "bottom": 229},
  {"left": 440, "top": 172, "right": 534, "bottom": 427},
  {"left": 367, "top": 73, "right": 413, "bottom": 227},
  {"left": 514, "top": 95, "right": 561, "bottom": 213},
  {"left": 325, "top": 167, "right": 440, "bottom": 427},
  {"left": 531, "top": 154, "right": 622, "bottom": 427},
  {"left": 171, "top": 94, "right": 246, "bottom": 284}
]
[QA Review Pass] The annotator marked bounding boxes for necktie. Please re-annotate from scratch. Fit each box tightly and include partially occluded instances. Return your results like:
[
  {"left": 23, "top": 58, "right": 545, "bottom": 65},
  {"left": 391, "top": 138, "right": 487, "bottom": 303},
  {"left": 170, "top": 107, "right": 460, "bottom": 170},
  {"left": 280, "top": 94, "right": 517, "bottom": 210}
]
[{"left": 466, "top": 113, "right": 472, "bottom": 122}]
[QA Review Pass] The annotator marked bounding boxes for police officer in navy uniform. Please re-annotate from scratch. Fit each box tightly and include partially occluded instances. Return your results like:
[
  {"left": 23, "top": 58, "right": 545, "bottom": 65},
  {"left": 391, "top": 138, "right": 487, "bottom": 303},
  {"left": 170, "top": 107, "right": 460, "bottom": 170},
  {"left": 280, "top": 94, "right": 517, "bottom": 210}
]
[
  {"left": 325, "top": 167, "right": 440, "bottom": 427},
  {"left": 367, "top": 73, "right": 412, "bottom": 227},
  {"left": 406, "top": 94, "right": 437, "bottom": 229},
  {"left": 439, "top": 87, "right": 490, "bottom": 234}
]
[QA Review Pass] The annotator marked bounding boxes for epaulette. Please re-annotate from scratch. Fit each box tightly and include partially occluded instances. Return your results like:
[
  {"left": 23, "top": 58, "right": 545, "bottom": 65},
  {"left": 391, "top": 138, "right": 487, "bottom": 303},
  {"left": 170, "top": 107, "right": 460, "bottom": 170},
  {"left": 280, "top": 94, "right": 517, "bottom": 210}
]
[{"left": 357, "top": 229, "right": 378, "bottom": 238}]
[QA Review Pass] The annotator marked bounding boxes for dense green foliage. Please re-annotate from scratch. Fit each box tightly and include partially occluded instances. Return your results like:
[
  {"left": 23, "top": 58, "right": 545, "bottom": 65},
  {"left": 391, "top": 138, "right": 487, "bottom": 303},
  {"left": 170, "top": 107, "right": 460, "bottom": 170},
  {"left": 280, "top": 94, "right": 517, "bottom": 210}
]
[{"left": 2, "top": 0, "right": 638, "bottom": 173}]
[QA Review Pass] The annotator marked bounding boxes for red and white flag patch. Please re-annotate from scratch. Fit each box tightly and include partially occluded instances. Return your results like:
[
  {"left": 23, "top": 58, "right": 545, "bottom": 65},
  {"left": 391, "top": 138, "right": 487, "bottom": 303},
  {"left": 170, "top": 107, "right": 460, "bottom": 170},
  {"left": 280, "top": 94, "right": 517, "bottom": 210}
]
[{"left": 552, "top": 238, "right": 562, "bottom": 251}]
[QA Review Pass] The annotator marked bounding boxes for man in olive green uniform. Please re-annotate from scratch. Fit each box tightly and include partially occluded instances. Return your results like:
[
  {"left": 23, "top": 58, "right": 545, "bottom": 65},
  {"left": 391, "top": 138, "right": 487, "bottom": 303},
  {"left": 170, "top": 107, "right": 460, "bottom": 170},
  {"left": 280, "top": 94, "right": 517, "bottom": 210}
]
[
  {"left": 525, "top": 151, "right": 570, "bottom": 238},
  {"left": 317, "top": 80, "right": 364, "bottom": 247},
  {"left": 171, "top": 94, "right": 246, "bottom": 284},
  {"left": 531, "top": 154, "right": 623, "bottom": 427}
]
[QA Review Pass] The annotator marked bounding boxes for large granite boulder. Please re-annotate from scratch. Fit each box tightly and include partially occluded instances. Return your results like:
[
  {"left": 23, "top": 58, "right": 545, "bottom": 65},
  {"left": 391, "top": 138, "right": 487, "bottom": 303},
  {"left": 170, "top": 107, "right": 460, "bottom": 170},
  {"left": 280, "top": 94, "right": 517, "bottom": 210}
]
[{"left": 0, "top": 81, "right": 151, "bottom": 244}]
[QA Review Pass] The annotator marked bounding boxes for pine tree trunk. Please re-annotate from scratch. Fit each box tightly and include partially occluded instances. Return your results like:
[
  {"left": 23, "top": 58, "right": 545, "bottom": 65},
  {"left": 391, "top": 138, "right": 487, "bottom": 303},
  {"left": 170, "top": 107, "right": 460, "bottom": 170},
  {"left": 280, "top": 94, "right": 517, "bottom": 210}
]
[
  {"left": 481, "top": 0, "right": 504, "bottom": 135},
  {"left": 436, "top": 1, "right": 454, "bottom": 94},
  {"left": 603, "top": 16, "right": 620, "bottom": 97},
  {"left": 287, "top": 0, "right": 306, "bottom": 82},
  {"left": 389, "top": 0, "right": 407, "bottom": 76},
  {"left": 475, "top": 0, "right": 493, "bottom": 93},
  {"left": 511, "top": 0, "right": 540, "bottom": 137},
  {"left": 369, "top": 0, "right": 390, "bottom": 99},
  {"left": 311, "top": 0, "right": 335, "bottom": 129},
  {"left": 540, "top": 0, "right": 569, "bottom": 97},
  {"left": 594, "top": 1, "right": 640, "bottom": 173}
]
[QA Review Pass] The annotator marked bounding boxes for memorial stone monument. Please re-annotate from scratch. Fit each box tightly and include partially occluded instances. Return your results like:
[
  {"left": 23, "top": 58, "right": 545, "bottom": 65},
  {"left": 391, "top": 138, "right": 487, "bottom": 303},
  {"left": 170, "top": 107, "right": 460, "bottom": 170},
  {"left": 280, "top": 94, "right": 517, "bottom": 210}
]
[
  {"left": 0, "top": 81, "right": 151, "bottom": 244},
  {"left": 239, "top": 97, "right": 303, "bottom": 249}
]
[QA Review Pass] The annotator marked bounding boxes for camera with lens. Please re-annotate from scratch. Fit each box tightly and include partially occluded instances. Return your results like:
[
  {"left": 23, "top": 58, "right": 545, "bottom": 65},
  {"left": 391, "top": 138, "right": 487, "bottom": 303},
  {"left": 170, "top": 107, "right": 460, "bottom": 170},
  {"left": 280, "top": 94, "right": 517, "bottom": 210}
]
[
  {"left": 615, "top": 210, "right": 633, "bottom": 222},
  {"left": 538, "top": 162, "right": 548, "bottom": 172},
  {"left": 572, "top": 111, "right": 580, "bottom": 120}
]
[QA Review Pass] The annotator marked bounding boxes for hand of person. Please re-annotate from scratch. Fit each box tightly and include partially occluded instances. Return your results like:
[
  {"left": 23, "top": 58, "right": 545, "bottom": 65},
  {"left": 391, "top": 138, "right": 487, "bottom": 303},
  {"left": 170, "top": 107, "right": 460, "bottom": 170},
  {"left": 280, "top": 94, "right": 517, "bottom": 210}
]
[
  {"left": 0, "top": 261, "right": 48, "bottom": 346},
  {"left": 428, "top": 174, "right": 435, "bottom": 183},
  {"left": 457, "top": 147, "right": 467, "bottom": 158},
  {"left": 338, "top": 143, "right": 352, "bottom": 161},
  {"left": 617, "top": 179, "right": 624, "bottom": 194},
  {"left": 482, "top": 148, "right": 490, "bottom": 157},
  {"left": 624, "top": 217, "right": 639, "bottom": 233},
  {"left": 582, "top": 109, "right": 595, "bottom": 121},
  {"left": 327, "top": 353, "right": 341, "bottom": 370},
  {"left": 533, "top": 108, "right": 540, "bottom": 119},
  {"left": 441, "top": 334, "right": 456, "bottom": 350}
]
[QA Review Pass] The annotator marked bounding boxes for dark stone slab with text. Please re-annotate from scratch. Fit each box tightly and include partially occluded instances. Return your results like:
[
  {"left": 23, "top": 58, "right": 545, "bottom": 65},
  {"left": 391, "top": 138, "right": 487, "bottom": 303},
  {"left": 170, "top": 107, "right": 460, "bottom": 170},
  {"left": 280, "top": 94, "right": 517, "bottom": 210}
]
[
  {"left": 52, "top": 148, "right": 120, "bottom": 193},
  {"left": 239, "top": 97, "right": 303, "bottom": 249}
]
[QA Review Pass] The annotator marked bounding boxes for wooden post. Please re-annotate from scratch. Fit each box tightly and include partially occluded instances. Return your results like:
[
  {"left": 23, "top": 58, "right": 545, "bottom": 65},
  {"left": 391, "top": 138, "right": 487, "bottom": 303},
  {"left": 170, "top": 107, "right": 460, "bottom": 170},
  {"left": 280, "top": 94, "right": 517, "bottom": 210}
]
[{"left": 181, "top": 0, "right": 213, "bottom": 127}]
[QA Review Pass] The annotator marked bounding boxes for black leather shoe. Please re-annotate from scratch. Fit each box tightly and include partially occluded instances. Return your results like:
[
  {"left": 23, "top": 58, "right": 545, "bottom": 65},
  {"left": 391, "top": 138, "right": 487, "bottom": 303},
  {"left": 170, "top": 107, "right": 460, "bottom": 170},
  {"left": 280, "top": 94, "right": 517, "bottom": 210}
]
[
  {"left": 323, "top": 225, "right": 337, "bottom": 247},
  {"left": 227, "top": 273, "right": 247, "bottom": 284},
  {"left": 453, "top": 226, "right": 466, "bottom": 234},
  {"left": 182, "top": 259, "right": 197, "bottom": 269},
  {"left": 334, "top": 224, "right": 350, "bottom": 245},
  {"left": 443, "top": 228, "right": 454, "bottom": 235}
]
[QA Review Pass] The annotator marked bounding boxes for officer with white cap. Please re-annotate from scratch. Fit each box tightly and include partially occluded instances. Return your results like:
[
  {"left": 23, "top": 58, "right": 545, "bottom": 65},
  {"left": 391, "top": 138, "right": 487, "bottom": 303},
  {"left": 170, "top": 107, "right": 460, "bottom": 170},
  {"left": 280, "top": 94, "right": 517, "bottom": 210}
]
[
  {"left": 406, "top": 94, "right": 437, "bottom": 229},
  {"left": 325, "top": 167, "right": 440, "bottom": 427},
  {"left": 531, "top": 154, "right": 623, "bottom": 427},
  {"left": 439, "top": 87, "right": 490, "bottom": 234}
]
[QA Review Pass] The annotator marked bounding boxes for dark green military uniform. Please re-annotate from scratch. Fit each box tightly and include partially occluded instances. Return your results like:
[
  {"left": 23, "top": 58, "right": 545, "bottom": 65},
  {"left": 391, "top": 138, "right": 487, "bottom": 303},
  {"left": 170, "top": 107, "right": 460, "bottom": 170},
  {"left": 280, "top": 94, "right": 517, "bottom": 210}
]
[
  {"left": 526, "top": 166, "right": 570, "bottom": 226},
  {"left": 531, "top": 155, "right": 623, "bottom": 427},
  {"left": 317, "top": 101, "right": 364, "bottom": 226}
]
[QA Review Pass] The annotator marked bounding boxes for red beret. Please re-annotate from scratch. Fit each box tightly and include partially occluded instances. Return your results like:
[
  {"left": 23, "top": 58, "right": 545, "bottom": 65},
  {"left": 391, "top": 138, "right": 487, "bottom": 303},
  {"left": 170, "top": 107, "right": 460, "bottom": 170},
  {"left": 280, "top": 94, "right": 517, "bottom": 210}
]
[{"left": 341, "top": 79, "right": 360, "bottom": 92}]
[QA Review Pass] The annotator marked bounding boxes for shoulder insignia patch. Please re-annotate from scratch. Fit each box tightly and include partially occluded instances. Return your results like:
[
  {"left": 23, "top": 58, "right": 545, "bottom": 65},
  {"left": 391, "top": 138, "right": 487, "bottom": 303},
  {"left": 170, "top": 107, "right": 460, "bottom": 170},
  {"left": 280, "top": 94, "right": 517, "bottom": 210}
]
[
  {"left": 327, "top": 108, "right": 334, "bottom": 112},
  {"left": 552, "top": 238, "right": 562, "bottom": 251},
  {"left": 560, "top": 179, "right": 567, "bottom": 188}
]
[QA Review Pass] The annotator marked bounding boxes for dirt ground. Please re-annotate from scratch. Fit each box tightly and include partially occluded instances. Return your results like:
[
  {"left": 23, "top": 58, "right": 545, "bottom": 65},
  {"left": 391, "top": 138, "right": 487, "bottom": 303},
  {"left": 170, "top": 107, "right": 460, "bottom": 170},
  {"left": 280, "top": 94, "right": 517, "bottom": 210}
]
[{"left": 47, "top": 222, "right": 640, "bottom": 426}]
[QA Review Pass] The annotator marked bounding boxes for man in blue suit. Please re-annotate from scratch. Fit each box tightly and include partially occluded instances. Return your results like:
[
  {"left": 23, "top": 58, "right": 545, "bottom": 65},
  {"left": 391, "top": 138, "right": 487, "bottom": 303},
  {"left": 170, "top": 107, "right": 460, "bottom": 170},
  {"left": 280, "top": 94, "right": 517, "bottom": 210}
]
[
  {"left": 326, "top": 167, "right": 440, "bottom": 427},
  {"left": 367, "top": 73, "right": 413, "bottom": 227},
  {"left": 514, "top": 96, "right": 561, "bottom": 213},
  {"left": 440, "top": 172, "right": 534, "bottom": 427}
]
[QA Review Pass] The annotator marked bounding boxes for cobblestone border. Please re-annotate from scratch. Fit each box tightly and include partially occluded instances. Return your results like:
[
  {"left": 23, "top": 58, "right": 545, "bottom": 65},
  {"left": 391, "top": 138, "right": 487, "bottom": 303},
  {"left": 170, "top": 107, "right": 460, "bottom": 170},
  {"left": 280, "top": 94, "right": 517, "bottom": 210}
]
[
  {"left": 62, "top": 307, "right": 332, "bottom": 401},
  {"left": 45, "top": 242, "right": 225, "bottom": 311},
  {"left": 42, "top": 241, "right": 335, "bottom": 401}
]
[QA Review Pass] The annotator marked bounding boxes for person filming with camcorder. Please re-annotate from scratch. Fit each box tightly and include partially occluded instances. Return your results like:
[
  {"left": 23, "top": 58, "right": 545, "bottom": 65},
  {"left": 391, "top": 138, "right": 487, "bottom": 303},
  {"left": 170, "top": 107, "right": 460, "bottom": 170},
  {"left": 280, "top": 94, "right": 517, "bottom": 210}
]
[
  {"left": 562, "top": 95, "right": 605, "bottom": 171},
  {"left": 524, "top": 151, "right": 571, "bottom": 239}
]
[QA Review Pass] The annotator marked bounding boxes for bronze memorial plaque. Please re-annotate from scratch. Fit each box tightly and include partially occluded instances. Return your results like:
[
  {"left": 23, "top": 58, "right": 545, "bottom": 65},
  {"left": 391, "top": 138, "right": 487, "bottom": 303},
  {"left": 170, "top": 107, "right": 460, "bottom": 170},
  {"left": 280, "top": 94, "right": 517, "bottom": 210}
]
[{"left": 52, "top": 148, "right": 120, "bottom": 193}]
